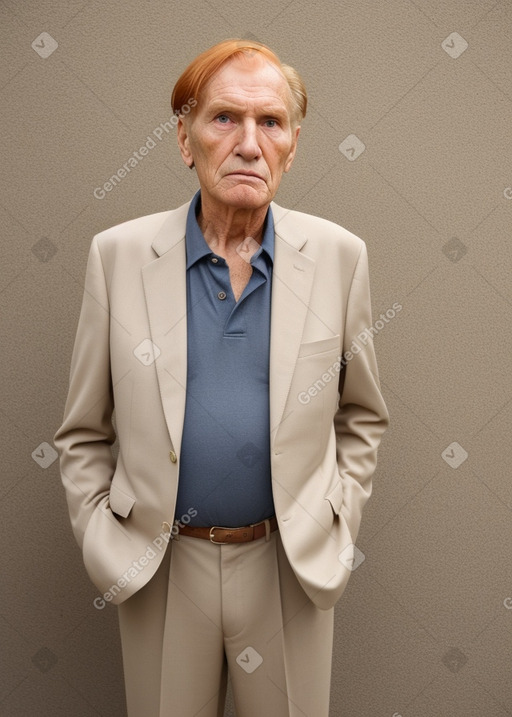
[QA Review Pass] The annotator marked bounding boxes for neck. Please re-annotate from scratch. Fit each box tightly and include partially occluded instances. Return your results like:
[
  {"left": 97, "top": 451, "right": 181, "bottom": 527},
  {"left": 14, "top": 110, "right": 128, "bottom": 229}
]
[{"left": 197, "top": 194, "right": 269, "bottom": 257}]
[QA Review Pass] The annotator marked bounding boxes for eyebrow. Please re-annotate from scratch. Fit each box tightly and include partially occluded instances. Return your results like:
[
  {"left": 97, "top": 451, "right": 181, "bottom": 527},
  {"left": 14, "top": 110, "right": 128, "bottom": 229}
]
[{"left": 206, "top": 100, "right": 290, "bottom": 119}]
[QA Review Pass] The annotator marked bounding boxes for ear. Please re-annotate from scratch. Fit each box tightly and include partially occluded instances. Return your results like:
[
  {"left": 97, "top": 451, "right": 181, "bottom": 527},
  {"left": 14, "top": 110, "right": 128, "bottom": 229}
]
[
  {"left": 177, "top": 116, "right": 194, "bottom": 168},
  {"left": 284, "top": 125, "right": 300, "bottom": 173}
]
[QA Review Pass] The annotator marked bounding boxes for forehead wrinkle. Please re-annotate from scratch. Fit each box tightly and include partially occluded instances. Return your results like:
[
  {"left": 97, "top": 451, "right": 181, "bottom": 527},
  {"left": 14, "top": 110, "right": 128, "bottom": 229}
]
[
  {"left": 204, "top": 90, "right": 293, "bottom": 124},
  {"left": 209, "top": 81, "right": 289, "bottom": 100},
  {"left": 207, "top": 94, "right": 290, "bottom": 115}
]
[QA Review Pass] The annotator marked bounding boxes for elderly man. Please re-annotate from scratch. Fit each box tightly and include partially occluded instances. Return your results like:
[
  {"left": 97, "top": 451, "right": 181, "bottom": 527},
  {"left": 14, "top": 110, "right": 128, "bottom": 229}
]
[{"left": 54, "top": 39, "right": 388, "bottom": 717}]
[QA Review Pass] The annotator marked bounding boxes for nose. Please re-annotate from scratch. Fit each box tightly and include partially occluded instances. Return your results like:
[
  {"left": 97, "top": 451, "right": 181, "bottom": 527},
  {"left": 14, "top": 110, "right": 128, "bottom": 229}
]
[{"left": 234, "top": 120, "right": 262, "bottom": 161}]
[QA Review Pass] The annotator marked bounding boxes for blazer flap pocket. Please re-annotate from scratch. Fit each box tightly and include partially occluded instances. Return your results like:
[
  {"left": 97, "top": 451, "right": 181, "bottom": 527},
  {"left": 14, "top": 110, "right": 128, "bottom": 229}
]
[
  {"left": 298, "top": 336, "right": 340, "bottom": 358},
  {"left": 325, "top": 480, "right": 343, "bottom": 515},
  {"left": 109, "top": 482, "right": 136, "bottom": 519}
]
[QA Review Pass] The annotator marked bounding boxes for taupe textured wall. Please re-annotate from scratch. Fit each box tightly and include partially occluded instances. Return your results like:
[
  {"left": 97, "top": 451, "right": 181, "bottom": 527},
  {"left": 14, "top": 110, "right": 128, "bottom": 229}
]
[{"left": 1, "top": 0, "right": 511, "bottom": 715}]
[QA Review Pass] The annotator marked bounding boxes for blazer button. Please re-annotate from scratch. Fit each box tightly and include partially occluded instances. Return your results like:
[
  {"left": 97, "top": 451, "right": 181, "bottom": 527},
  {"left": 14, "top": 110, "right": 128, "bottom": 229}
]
[{"left": 169, "top": 450, "right": 177, "bottom": 463}]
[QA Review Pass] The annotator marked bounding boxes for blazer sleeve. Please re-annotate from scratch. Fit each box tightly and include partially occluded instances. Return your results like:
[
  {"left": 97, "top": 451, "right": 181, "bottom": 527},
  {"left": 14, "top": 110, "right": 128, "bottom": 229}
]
[
  {"left": 334, "top": 241, "right": 389, "bottom": 542},
  {"left": 54, "top": 235, "right": 116, "bottom": 550}
]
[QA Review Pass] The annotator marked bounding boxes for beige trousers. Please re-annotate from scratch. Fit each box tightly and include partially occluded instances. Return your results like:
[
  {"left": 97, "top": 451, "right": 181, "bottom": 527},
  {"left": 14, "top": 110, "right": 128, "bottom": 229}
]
[{"left": 118, "top": 530, "right": 334, "bottom": 717}]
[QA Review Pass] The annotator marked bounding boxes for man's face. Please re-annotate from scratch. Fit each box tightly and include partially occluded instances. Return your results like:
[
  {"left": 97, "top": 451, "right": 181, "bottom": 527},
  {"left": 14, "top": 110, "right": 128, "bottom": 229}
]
[{"left": 177, "top": 54, "right": 300, "bottom": 211}]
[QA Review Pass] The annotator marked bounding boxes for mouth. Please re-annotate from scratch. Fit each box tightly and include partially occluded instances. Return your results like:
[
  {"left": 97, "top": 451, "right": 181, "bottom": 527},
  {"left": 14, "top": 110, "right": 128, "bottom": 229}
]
[{"left": 226, "top": 171, "right": 265, "bottom": 181}]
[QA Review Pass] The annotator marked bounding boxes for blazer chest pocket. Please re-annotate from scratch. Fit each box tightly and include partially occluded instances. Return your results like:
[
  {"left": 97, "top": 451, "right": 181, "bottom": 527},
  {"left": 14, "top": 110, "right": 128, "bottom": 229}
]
[
  {"left": 109, "top": 482, "right": 136, "bottom": 519},
  {"left": 297, "top": 335, "right": 340, "bottom": 359}
]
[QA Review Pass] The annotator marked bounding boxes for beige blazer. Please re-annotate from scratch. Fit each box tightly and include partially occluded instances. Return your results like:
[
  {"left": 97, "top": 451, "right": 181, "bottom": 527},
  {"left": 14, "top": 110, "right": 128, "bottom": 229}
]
[{"left": 54, "top": 199, "right": 389, "bottom": 611}]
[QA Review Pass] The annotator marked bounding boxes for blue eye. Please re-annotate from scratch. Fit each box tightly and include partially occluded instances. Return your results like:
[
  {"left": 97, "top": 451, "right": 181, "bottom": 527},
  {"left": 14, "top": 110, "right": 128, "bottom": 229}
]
[
  {"left": 265, "top": 119, "right": 278, "bottom": 128},
  {"left": 217, "top": 114, "right": 230, "bottom": 123}
]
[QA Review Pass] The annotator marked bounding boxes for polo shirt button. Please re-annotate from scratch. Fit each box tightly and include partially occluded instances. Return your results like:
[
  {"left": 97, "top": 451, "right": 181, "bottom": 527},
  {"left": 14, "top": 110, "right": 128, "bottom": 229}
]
[
  {"left": 217, "top": 291, "right": 227, "bottom": 300},
  {"left": 211, "top": 257, "right": 218, "bottom": 264},
  {"left": 169, "top": 450, "right": 177, "bottom": 463}
]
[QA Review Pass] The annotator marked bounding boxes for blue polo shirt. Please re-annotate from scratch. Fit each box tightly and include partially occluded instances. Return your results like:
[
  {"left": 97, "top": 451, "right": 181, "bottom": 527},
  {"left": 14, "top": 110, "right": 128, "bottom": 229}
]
[{"left": 174, "top": 190, "right": 275, "bottom": 527}]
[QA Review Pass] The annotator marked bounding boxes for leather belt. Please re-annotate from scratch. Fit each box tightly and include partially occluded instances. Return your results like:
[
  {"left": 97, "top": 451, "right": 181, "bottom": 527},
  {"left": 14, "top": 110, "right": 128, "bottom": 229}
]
[{"left": 178, "top": 516, "right": 278, "bottom": 544}]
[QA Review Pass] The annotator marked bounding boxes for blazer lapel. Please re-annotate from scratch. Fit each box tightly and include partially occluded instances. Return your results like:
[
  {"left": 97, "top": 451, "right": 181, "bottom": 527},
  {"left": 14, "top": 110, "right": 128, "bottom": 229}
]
[
  {"left": 141, "top": 202, "right": 190, "bottom": 457},
  {"left": 140, "top": 199, "right": 315, "bottom": 457},
  {"left": 269, "top": 203, "right": 315, "bottom": 447}
]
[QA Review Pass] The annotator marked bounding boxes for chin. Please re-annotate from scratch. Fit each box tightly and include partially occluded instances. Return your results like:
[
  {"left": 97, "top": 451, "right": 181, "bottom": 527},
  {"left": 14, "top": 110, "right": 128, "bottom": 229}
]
[{"left": 218, "top": 184, "right": 271, "bottom": 210}]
